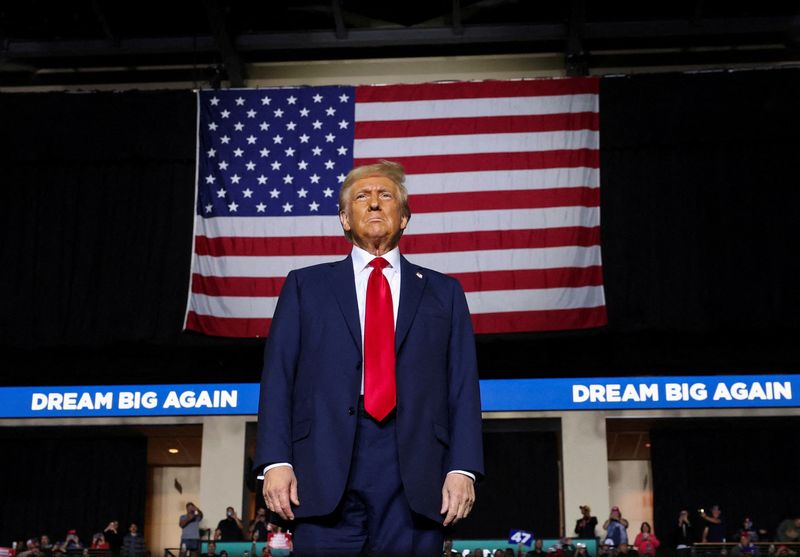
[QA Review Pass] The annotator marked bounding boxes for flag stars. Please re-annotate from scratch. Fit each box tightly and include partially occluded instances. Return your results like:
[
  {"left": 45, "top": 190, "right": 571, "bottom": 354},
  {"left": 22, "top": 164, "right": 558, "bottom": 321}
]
[
  {"left": 286, "top": 121, "right": 297, "bottom": 131},
  {"left": 230, "top": 174, "right": 241, "bottom": 184},
  {"left": 209, "top": 96, "right": 220, "bottom": 106},
  {"left": 246, "top": 135, "right": 257, "bottom": 144},
  {"left": 273, "top": 135, "right": 284, "bottom": 144},
  {"left": 271, "top": 161, "right": 282, "bottom": 170},
  {"left": 269, "top": 188, "right": 281, "bottom": 198},
  {"left": 205, "top": 174, "right": 216, "bottom": 184},
  {"left": 312, "top": 93, "right": 323, "bottom": 103},
  {"left": 325, "top": 133, "right": 335, "bottom": 143},
  {"left": 216, "top": 188, "right": 227, "bottom": 198},
  {"left": 208, "top": 122, "right": 218, "bottom": 131},
  {"left": 287, "top": 95, "right": 298, "bottom": 105},
  {"left": 235, "top": 97, "right": 245, "bottom": 106},
  {"left": 297, "top": 188, "right": 308, "bottom": 198},
  {"left": 324, "top": 160, "right": 335, "bottom": 170},
  {"left": 337, "top": 146, "right": 348, "bottom": 156},
  {"left": 233, "top": 148, "right": 244, "bottom": 157},
  {"left": 323, "top": 187, "right": 334, "bottom": 197},
  {"left": 310, "top": 174, "right": 321, "bottom": 184},
  {"left": 273, "top": 108, "right": 284, "bottom": 118},
  {"left": 220, "top": 135, "right": 231, "bottom": 144},
  {"left": 245, "top": 161, "right": 256, "bottom": 171},
  {"left": 261, "top": 96, "right": 272, "bottom": 105},
  {"left": 220, "top": 109, "right": 230, "bottom": 119},
  {"left": 309, "top": 201, "right": 320, "bottom": 212},
  {"left": 255, "top": 202, "right": 267, "bottom": 212},
  {"left": 242, "top": 188, "right": 254, "bottom": 198},
  {"left": 282, "top": 202, "right": 294, "bottom": 213},
  {"left": 311, "top": 146, "right": 323, "bottom": 156},
  {"left": 207, "top": 148, "right": 216, "bottom": 157},
  {"left": 259, "top": 148, "right": 270, "bottom": 158},
  {"left": 337, "top": 173, "right": 346, "bottom": 183},
  {"left": 338, "top": 120, "right": 349, "bottom": 129},
  {"left": 339, "top": 93, "right": 350, "bottom": 103},
  {"left": 312, "top": 120, "right": 323, "bottom": 130},
  {"left": 285, "top": 147, "right": 296, "bottom": 157},
  {"left": 257, "top": 175, "right": 268, "bottom": 185},
  {"left": 297, "top": 160, "right": 309, "bottom": 170},
  {"left": 204, "top": 203, "right": 213, "bottom": 213},
  {"left": 246, "top": 109, "right": 257, "bottom": 118},
  {"left": 234, "top": 122, "right": 244, "bottom": 131},
  {"left": 325, "top": 106, "right": 336, "bottom": 116},
  {"left": 299, "top": 134, "right": 310, "bottom": 143},
  {"left": 228, "top": 201, "right": 239, "bottom": 212},
  {"left": 299, "top": 108, "right": 310, "bottom": 117},
  {"left": 218, "top": 161, "right": 229, "bottom": 170},
  {"left": 260, "top": 121, "right": 270, "bottom": 131},
  {"left": 283, "top": 174, "right": 294, "bottom": 185}
]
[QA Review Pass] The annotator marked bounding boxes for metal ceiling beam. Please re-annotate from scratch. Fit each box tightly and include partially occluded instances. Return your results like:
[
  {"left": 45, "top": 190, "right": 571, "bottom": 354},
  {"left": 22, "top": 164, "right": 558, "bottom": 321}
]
[
  {"left": 1, "top": 16, "right": 795, "bottom": 62},
  {"left": 91, "top": 0, "right": 117, "bottom": 43},
  {"left": 565, "top": 0, "right": 588, "bottom": 76},
  {"left": 331, "top": 0, "right": 347, "bottom": 39},
  {"left": 202, "top": 0, "right": 246, "bottom": 87}
]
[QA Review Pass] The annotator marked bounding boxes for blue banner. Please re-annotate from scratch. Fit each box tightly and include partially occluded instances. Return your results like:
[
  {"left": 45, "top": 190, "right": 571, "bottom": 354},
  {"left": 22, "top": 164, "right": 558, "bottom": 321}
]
[
  {"left": 480, "top": 374, "right": 800, "bottom": 411},
  {"left": 0, "top": 374, "right": 797, "bottom": 418},
  {"left": 0, "top": 383, "right": 258, "bottom": 418}
]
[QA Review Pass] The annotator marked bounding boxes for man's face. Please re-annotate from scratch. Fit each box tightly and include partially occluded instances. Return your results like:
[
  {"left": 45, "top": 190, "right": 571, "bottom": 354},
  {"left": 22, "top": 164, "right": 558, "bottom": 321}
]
[
  {"left": 712, "top": 508, "right": 721, "bottom": 518},
  {"left": 208, "top": 543, "right": 216, "bottom": 554},
  {"left": 618, "top": 544, "right": 628, "bottom": 554},
  {"left": 535, "top": 539, "right": 543, "bottom": 549},
  {"left": 129, "top": 524, "right": 138, "bottom": 534},
  {"left": 339, "top": 176, "right": 408, "bottom": 252},
  {"left": 226, "top": 507, "right": 234, "bottom": 517}
]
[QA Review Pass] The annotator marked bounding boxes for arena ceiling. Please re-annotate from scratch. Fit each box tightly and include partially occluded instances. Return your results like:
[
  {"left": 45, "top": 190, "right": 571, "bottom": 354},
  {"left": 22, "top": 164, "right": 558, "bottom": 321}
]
[{"left": 1, "top": 0, "right": 799, "bottom": 88}]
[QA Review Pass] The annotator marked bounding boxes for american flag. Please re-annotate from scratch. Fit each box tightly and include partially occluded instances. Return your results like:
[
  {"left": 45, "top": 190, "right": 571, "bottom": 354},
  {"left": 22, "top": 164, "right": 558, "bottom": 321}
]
[{"left": 186, "top": 78, "right": 606, "bottom": 337}]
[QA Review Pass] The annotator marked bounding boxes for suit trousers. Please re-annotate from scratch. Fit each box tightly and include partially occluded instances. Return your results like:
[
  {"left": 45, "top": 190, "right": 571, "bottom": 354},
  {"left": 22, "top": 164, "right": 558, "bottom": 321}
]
[{"left": 292, "top": 405, "right": 444, "bottom": 557}]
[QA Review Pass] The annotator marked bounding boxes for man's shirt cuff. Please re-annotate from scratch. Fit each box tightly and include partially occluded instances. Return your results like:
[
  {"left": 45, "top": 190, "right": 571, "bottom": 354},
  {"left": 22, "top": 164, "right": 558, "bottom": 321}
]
[
  {"left": 256, "top": 462, "right": 292, "bottom": 480},
  {"left": 447, "top": 469, "right": 476, "bottom": 482}
]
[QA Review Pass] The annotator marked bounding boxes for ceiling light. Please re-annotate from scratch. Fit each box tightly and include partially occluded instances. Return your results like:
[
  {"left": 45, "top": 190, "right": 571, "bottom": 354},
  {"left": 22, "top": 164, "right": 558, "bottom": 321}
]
[{"left": 168, "top": 448, "right": 179, "bottom": 454}]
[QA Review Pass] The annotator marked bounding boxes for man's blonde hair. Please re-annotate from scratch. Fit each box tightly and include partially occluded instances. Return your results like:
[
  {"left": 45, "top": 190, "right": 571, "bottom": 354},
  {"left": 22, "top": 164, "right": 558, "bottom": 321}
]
[{"left": 338, "top": 160, "right": 411, "bottom": 242}]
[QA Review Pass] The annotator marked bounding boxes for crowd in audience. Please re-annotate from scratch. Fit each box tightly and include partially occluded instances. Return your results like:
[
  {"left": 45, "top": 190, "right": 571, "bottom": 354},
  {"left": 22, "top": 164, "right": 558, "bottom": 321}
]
[
  {"left": 9, "top": 503, "right": 798, "bottom": 557},
  {"left": 10, "top": 522, "right": 147, "bottom": 557},
  {"left": 456, "top": 506, "right": 800, "bottom": 557}
]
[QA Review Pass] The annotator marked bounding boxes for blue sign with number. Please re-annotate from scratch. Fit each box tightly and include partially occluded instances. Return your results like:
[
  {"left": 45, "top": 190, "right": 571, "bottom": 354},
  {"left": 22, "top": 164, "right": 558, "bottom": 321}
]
[{"left": 509, "top": 530, "right": 533, "bottom": 546}]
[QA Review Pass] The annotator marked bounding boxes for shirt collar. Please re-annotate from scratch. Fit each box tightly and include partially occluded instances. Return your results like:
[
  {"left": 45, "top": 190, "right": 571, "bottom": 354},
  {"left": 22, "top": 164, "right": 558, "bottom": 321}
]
[{"left": 351, "top": 244, "right": 401, "bottom": 273}]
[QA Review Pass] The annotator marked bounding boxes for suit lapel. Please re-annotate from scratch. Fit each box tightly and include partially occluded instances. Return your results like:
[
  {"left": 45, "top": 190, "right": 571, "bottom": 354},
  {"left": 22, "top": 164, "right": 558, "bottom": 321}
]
[
  {"left": 395, "top": 255, "right": 427, "bottom": 351},
  {"left": 328, "top": 255, "right": 362, "bottom": 352}
]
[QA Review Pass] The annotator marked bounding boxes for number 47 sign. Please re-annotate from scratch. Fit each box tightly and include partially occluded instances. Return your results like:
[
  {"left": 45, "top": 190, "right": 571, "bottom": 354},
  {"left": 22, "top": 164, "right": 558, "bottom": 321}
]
[{"left": 509, "top": 529, "right": 534, "bottom": 546}]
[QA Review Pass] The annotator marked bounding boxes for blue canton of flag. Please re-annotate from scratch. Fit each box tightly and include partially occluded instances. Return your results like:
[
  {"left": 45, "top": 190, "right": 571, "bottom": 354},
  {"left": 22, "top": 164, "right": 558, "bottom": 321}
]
[{"left": 197, "top": 86, "right": 356, "bottom": 217}]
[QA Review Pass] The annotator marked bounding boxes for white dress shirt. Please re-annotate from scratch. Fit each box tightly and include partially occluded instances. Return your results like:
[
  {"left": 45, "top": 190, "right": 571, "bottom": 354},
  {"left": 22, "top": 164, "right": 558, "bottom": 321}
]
[{"left": 260, "top": 246, "right": 474, "bottom": 482}]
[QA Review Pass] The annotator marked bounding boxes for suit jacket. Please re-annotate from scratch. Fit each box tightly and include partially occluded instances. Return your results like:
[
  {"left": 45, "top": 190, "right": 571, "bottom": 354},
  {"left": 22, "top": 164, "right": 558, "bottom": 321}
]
[{"left": 254, "top": 253, "right": 484, "bottom": 522}]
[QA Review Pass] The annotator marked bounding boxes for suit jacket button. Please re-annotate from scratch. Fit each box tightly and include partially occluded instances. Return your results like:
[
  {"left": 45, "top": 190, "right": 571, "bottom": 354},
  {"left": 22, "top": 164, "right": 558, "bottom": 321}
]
[{"left": 348, "top": 407, "right": 355, "bottom": 416}]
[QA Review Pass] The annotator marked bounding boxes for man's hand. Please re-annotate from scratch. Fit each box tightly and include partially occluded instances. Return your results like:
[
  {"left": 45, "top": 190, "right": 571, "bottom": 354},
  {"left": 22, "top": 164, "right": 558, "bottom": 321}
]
[
  {"left": 440, "top": 473, "right": 475, "bottom": 526},
  {"left": 263, "top": 466, "right": 300, "bottom": 521}
]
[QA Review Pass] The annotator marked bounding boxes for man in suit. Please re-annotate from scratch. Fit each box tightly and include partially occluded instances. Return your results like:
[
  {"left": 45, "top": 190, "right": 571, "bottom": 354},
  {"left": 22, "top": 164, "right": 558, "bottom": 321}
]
[{"left": 255, "top": 160, "right": 484, "bottom": 556}]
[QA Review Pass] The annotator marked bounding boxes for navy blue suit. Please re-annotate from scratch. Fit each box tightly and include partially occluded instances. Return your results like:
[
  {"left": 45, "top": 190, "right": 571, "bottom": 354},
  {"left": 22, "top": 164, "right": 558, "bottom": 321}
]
[{"left": 255, "top": 254, "right": 484, "bottom": 550}]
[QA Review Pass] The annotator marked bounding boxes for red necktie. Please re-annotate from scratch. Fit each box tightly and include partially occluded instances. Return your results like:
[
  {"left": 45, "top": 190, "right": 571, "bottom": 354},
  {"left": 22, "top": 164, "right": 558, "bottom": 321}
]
[{"left": 363, "top": 257, "right": 396, "bottom": 421}]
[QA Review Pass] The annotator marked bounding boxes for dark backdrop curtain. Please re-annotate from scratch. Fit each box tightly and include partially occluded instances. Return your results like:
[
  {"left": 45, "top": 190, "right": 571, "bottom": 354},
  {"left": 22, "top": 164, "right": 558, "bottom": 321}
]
[
  {"left": 452, "top": 427, "right": 561, "bottom": 539},
  {"left": 0, "top": 429, "right": 147, "bottom": 546},
  {"left": 650, "top": 418, "right": 800, "bottom": 545},
  {"left": 599, "top": 69, "right": 800, "bottom": 333},
  {"left": 0, "top": 90, "right": 196, "bottom": 347}
]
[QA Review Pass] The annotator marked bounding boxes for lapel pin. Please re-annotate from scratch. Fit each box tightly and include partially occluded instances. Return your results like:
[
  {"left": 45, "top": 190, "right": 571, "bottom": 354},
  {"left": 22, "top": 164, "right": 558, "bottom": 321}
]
[{"left": 416, "top": 272, "right": 423, "bottom": 279}]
